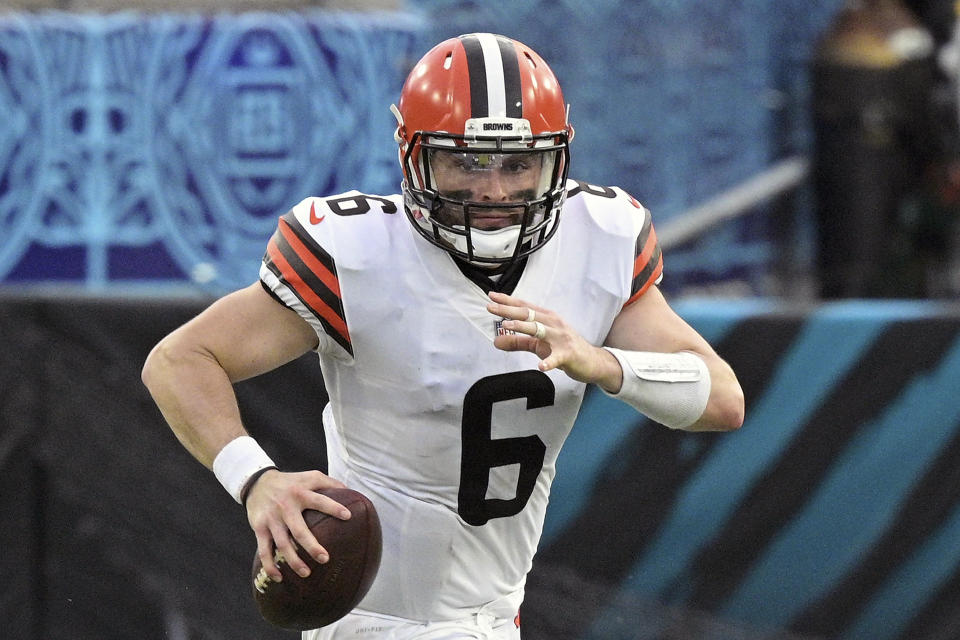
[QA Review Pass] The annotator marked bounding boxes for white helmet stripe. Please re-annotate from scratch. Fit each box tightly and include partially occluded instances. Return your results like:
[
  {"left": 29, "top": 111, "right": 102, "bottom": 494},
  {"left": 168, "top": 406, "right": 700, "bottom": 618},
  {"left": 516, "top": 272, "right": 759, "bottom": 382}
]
[
  {"left": 460, "top": 33, "right": 522, "bottom": 119},
  {"left": 476, "top": 33, "right": 507, "bottom": 117}
]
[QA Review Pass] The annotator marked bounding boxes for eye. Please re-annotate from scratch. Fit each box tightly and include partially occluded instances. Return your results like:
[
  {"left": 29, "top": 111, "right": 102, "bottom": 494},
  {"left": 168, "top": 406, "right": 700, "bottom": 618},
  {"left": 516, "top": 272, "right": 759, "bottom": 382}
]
[
  {"left": 431, "top": 152, "right": 470, "bottom": 173},
  {"left": 502, "top": 156, "right": 534, "bottom": 173}
]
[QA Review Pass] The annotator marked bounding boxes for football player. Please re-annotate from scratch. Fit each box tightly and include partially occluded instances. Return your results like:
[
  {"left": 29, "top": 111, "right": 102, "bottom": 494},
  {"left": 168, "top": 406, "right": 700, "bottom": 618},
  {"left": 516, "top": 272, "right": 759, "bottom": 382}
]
[{"left": 142, "top": 33, "right": 744, "bottom": 639}]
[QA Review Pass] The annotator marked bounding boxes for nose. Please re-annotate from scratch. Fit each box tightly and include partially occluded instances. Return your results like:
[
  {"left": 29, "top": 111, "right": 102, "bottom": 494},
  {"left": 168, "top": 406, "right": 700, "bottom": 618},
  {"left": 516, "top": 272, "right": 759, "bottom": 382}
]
[{"left": 477, "top": 170, "right": 510, "bottom": 202}]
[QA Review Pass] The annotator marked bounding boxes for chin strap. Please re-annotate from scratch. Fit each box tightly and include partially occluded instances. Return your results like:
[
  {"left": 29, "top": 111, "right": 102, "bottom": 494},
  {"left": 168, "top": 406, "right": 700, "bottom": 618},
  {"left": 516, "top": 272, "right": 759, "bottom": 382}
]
[{"left": 441, "top": 224, "right": 523, "bottom": 261}]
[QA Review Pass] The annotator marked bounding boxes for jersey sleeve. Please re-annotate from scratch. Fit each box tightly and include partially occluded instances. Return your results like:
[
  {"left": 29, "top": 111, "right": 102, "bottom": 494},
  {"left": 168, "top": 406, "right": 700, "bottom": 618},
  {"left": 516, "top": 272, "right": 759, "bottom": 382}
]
[
  {"left": 259, "top": 200, "right": 353, "bottom": 357},
  {"left": 623, "top": 198, "right": 664, "bottom": 307}
]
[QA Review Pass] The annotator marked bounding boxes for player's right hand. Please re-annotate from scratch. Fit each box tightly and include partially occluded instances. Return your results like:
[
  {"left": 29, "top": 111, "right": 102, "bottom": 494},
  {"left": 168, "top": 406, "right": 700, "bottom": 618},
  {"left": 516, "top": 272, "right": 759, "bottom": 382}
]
[{"left": 245, "top": 469, "right": 352, "bottom": 582}]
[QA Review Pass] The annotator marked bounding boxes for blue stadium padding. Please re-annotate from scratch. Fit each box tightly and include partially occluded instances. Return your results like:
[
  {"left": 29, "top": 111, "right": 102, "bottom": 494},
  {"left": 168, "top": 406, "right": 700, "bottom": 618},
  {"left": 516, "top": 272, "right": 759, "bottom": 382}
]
[
  {"left": 615, "top": 307, "right": 888, "bottom": 595},
  {"left": 721, "top": 333, "right": 960, "bottom": 629},
  {"left": 849, "top": 492, "right": 960, "bottom": 640},
  {"left": 804, "top": 299, "right": 956, "bottom": 320},
  {"left": 671, "top": 297, "right": 780, "bottom": 343}
]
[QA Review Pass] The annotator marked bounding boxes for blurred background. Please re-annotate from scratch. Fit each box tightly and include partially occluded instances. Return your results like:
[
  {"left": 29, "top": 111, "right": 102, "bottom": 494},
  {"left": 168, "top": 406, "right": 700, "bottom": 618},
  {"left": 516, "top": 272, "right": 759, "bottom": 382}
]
[{"left": 4, "top": 0, "right": 960, "bottom": 638}]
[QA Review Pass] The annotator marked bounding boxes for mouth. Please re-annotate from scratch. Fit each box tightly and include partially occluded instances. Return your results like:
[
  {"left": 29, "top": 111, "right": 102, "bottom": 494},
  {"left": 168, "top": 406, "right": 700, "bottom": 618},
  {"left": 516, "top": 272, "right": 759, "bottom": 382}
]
[
  {"left": 434, "top": 201, "right": 526, "bottom": 230},
  {"left": 470, "top": 211, "right": 521, "bottom": 230}
]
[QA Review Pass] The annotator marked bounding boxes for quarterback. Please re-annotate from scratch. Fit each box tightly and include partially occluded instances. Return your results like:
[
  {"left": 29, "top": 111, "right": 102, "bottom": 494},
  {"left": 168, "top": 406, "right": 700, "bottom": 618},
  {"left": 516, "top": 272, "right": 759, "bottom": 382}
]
[{"left": 142, "top": 33, "right": 744, "bottom": 639}]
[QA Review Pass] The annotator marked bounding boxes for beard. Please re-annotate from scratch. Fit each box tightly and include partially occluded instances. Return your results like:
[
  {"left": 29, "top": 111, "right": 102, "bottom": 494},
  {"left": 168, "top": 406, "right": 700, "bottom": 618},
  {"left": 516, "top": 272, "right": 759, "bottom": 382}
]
[{"left": 432, "top": 190, "right": 542, "bottom": 230}]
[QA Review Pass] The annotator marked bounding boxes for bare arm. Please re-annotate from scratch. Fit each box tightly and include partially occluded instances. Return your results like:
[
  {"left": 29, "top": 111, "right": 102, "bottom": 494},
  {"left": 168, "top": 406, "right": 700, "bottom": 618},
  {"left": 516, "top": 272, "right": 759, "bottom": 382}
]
[
  {"left": 141, "top": 282, "right": 348, "bottom": 581},
  {"left": 141, "top": 283, "right": 318, "bottom": 467},
  {"left": 487, "top": 287, "right": 744, "bottom": 432}
]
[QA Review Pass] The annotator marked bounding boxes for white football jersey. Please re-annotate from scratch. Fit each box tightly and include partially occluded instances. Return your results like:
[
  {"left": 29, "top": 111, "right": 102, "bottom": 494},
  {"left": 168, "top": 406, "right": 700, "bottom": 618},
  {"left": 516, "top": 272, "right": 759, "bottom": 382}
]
[{"left": 259, "top": 180, "right": 662, "bottom": 622}]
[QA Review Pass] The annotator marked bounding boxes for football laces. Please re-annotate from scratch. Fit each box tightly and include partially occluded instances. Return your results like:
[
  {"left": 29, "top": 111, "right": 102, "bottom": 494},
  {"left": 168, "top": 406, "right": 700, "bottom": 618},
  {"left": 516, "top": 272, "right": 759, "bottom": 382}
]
[{"left": 253, "top": 550, "right": 288, "bottom": 593}]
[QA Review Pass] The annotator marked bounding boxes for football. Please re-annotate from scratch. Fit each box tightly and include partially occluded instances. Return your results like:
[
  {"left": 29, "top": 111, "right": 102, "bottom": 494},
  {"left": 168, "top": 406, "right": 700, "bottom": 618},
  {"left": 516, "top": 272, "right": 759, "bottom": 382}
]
[{"left": 251, "top": 487, "right": 382, "bottom": 630}]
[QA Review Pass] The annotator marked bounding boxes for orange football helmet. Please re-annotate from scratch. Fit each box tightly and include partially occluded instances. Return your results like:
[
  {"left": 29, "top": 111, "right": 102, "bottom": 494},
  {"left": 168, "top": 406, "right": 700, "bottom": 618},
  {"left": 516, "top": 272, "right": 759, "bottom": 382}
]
[{"left": 392, "top": 33, "right": 574, "bottom": 265}]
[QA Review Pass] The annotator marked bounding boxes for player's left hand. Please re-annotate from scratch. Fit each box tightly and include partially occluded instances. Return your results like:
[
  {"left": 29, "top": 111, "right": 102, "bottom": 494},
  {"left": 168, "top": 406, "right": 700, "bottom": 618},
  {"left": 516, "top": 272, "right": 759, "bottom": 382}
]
[{"left": 486, "top": 291, "right": 621, "bottom": 390}]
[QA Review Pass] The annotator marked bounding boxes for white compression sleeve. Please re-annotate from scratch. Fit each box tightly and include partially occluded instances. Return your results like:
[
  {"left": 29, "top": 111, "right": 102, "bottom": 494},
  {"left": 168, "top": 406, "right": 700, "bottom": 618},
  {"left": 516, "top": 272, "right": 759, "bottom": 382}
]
[{"left": 602, "top": 347, "right": 711, "bottom": 430}]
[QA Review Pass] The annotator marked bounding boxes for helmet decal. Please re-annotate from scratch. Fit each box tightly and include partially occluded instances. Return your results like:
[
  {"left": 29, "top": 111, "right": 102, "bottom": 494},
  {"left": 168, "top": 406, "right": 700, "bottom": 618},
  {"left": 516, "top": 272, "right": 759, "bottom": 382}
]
[{"left": 460, "top": 33, "right": 523, "bottom": 119}]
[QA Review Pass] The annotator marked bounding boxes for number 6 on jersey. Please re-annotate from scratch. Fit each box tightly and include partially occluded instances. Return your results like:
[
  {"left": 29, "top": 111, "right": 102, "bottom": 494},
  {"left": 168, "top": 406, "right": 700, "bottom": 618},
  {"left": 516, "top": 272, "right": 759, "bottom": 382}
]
[{"left": 458, "top": 371, "right": 554, "bottom": 526}]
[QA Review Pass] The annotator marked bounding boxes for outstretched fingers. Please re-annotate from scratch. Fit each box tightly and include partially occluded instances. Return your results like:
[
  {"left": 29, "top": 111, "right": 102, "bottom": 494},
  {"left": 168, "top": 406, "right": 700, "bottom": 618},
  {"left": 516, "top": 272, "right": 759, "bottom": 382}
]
[
  {"left": 486, "top": 291, "right": 546, "bottom": 323},
  {"left": 487, "top": 291, "right": 604, "bottom": 382},
  {"left": 494, "top": 330, "right": 540, "bottom": 353},
  {"left": 488, "top": 291, "right": 560, "bottom": 363}
]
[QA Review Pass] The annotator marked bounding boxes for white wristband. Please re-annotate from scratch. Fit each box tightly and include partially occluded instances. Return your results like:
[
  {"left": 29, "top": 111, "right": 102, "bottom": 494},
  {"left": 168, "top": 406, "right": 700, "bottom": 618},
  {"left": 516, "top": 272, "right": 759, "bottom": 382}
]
[
  {"left": 603, "top": 347, "right": 711, "bottom": 430},
  {"left": 212, "top": 436, "right": 277, "bottom": 504}
]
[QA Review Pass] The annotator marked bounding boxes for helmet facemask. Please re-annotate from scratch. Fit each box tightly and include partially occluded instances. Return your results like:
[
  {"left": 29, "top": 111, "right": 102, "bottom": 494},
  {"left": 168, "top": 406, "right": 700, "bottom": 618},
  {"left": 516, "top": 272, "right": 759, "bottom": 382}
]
[{"left": 401, "top": 124, "right": 570, "bottom": 266}]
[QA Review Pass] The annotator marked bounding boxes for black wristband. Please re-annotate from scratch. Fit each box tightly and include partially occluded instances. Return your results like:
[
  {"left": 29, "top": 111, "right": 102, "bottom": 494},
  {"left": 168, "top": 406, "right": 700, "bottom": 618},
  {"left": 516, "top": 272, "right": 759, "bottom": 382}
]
[{"left": 240, "top": 466, "right": 278, "bottom": 507}]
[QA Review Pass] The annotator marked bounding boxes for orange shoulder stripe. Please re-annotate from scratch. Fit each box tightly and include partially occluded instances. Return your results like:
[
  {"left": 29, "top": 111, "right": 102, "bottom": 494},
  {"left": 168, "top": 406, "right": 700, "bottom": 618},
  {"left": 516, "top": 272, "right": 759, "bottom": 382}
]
[
  {"left": 266, "top": 239, "right": 350, "bottom": 343},
  {"left": 278, "top": 216, "right": 341, "bottom": 298}
]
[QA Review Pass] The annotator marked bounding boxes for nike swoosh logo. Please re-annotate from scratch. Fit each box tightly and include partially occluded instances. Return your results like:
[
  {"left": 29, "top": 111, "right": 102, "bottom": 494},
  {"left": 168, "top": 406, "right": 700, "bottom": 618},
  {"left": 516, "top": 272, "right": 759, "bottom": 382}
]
[{"left": 309, "top": 202, "right": 326, "bottom": 225}]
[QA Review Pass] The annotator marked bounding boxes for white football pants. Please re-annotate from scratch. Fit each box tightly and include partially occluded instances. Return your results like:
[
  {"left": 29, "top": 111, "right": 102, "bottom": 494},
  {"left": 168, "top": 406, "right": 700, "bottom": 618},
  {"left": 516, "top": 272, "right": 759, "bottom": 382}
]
[{"left": 303, "top": 609, "right": 521, "bottom": 640}]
